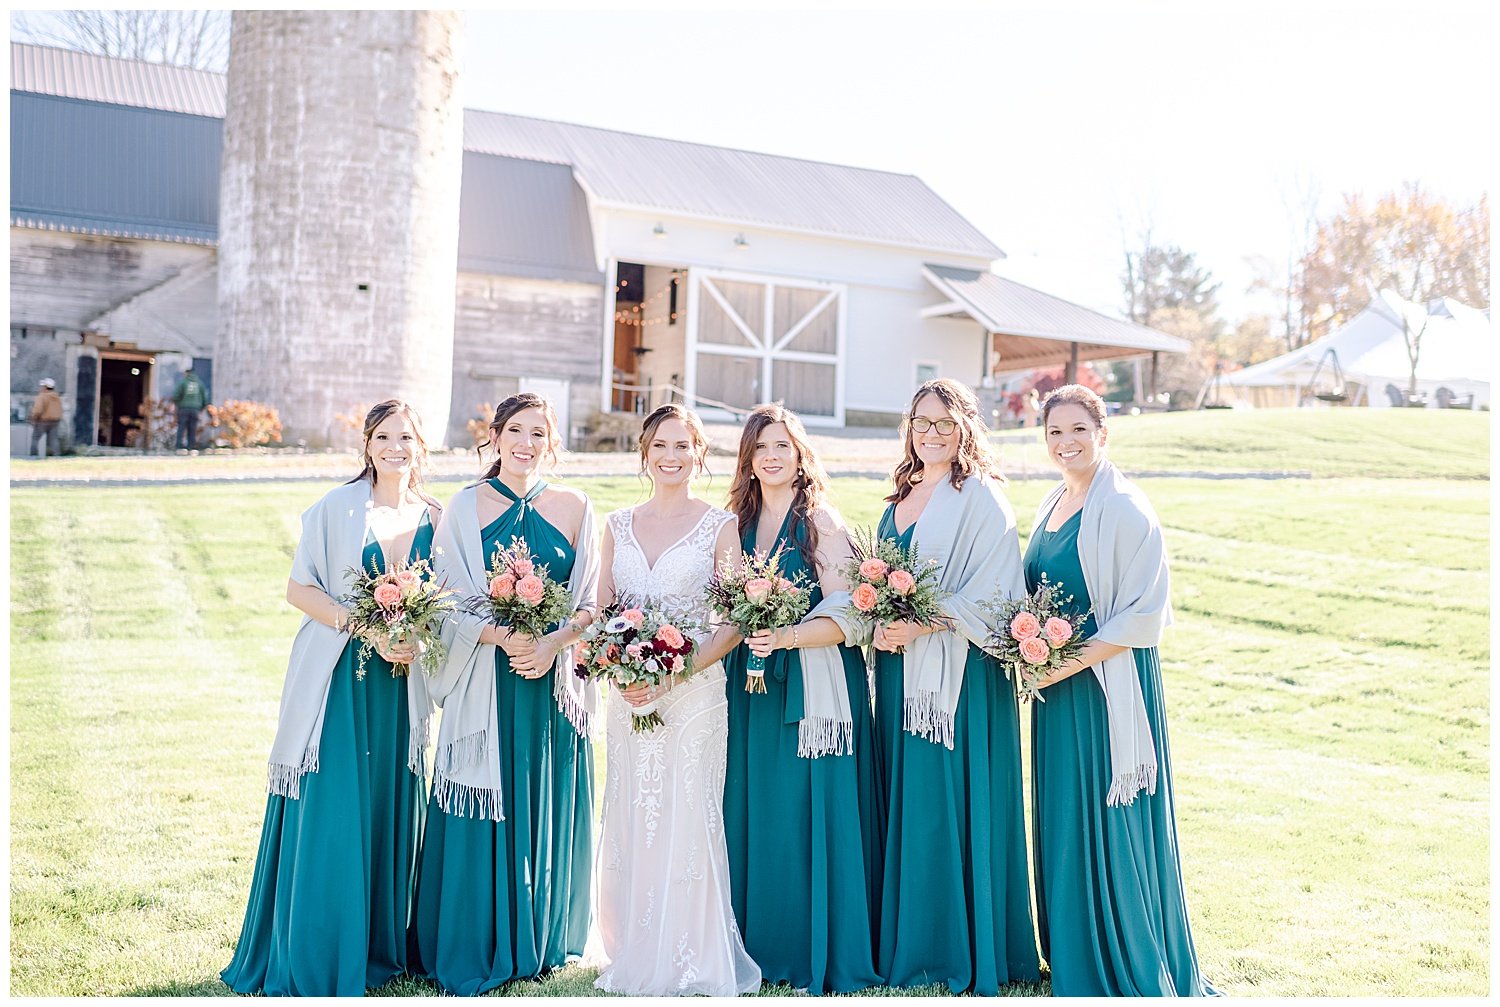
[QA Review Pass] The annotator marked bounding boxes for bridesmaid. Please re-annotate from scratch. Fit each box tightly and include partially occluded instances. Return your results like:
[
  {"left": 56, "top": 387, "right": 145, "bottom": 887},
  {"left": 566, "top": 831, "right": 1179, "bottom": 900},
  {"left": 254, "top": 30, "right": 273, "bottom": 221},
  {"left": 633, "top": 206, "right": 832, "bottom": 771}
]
[
  {"left": 222, "top": 399, "right": 439, "bottom": 996},
  {"left": 1025, "top": 384, "right": 1217, "bottom": 996},
  {"left": 870, "top": 378, "right": 1040, "bottom": 993},
  {"left": 413, "top": 393, "right": 599, "bottom": 995},
  {"left": 721, "top": 404, "right": 883, "bottom": 994}
]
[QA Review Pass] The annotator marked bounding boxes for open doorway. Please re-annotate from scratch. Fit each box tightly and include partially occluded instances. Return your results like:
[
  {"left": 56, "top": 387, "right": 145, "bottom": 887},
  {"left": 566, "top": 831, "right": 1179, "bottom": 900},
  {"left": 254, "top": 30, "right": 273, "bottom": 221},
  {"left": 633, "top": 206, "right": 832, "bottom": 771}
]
[
  {"left": 98, "top": 354, "right": 151, "bottom": 447},
  {"left": 611, "top": 261, "right": 687, "bottom": 414}
]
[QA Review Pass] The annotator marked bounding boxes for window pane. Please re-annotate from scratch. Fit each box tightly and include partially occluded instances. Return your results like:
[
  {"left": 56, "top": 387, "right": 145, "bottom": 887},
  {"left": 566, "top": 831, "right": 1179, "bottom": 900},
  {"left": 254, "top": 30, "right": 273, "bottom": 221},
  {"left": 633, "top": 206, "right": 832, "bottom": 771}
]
[
  {"left": 772, "top": 359, "right": 836, "bottom": 417},
  {"left": 696, "top": 352, "right": 762, "bottom": 411}
]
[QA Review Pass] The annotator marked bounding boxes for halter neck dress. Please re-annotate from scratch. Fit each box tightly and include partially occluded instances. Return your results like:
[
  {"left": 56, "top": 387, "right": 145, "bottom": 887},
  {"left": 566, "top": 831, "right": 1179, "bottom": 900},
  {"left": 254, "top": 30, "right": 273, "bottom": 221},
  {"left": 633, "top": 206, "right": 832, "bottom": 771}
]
[
  {"left": 411, "top": 479, "right": 593, "bottom": 994},
  {"left": 222, "top": 510, "right": 432, "bottom": 996},
  {"left": 722, "top": 510, "right": 883, "bottom": 994}
]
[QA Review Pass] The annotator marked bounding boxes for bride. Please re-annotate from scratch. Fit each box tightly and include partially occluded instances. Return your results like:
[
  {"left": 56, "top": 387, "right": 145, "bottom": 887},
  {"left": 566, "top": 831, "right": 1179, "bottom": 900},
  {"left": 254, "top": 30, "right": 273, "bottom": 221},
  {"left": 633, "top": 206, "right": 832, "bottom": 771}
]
[{"left": 590, "top": 404, "right": 762, "bottom": 996}]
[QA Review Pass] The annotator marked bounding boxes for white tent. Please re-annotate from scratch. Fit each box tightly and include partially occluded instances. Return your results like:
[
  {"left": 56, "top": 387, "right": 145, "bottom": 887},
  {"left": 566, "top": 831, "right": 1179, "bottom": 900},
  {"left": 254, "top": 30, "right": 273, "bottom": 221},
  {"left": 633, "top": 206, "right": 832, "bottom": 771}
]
[{"left": 1217, "top": 291, "right": 1492, "bottom": 408}]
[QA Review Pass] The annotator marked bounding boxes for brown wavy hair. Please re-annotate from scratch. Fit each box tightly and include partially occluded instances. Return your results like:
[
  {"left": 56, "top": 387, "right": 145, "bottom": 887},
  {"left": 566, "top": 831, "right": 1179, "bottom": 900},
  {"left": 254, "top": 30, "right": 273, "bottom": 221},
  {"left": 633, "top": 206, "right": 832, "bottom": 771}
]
[
  {"left": 346, "top": 399, "right": 439, "bottom": 507},
  {"left": 726, "top": 403, "right": 830, "bottom": 574},
  {"left": 638, "top": 403, "right": 710, "bottom": 479},
  {"left": 886, "top": 378, "right": 1003, "bottom": 503},
  {"left": 480, "top": 392, "right": 562, "bottom": 480}
]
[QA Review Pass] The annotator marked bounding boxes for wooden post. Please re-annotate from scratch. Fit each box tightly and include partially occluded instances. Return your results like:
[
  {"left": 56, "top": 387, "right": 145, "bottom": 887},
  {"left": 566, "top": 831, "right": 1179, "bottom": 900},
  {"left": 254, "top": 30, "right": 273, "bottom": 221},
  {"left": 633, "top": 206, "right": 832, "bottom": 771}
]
[
  {"left": 1066, "top": 341, "right": 1078, "bottom": 384},
  {"left": 1150, "top": 351, "right": 1160, "bottom": 402}
]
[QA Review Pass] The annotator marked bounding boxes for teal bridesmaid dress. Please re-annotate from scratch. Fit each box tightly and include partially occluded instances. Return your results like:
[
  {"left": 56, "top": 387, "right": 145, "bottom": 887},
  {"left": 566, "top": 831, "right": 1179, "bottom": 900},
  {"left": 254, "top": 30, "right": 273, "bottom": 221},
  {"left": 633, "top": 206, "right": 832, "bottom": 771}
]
[
  {"left": 1025, "top": 504, "right": 1217, "bottom": 996},
  {"left": 411, "top": 479, "right": 593, "bottom": 995},
  {"left": 871, "top": 504, "right": 1040, "bottom": 993},
  {"left": 222, "top": 511, "right": 432, "bottom": 996},
  {"left": 722, "top": 512, "right": 883, "bottom": 994}
]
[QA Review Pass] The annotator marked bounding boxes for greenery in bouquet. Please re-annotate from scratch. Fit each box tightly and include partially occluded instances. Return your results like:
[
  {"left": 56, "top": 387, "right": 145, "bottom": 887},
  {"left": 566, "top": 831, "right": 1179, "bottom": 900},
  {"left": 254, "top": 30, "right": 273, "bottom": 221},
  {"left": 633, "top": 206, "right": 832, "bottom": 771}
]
[
  {"left": 574, "top": 596, "right": 702, "bottom": 731},
  {"left": 840, "top": 526, "right": 947, "bottom": 641},
  {"left": 984, "top": 574, "right": 1091, "bottom": 702},
  {"left": 462, "top": 536, "right": 575, "bottom": 641},
  {"left": 705, "top": 545, "right": 811, "bottom": 692},
  {"left": 340, "top": 556, "right": 457, "bottom": 679}
]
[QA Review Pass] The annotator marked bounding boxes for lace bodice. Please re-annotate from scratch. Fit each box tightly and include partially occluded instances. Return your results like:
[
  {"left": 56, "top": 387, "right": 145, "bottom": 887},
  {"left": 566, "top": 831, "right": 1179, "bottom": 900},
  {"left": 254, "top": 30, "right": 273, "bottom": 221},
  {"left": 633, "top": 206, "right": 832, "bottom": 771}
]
[{"left": 608, "top": 505, "right": 734, "bottom": 626}]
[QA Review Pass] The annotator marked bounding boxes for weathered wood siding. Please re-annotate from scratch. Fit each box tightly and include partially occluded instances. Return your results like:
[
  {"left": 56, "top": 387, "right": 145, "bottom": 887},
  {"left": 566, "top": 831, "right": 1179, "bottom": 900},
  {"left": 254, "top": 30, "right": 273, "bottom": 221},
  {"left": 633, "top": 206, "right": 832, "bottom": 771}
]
[{"left": 449, "top": 272, "right": 604, "bottom": 447}]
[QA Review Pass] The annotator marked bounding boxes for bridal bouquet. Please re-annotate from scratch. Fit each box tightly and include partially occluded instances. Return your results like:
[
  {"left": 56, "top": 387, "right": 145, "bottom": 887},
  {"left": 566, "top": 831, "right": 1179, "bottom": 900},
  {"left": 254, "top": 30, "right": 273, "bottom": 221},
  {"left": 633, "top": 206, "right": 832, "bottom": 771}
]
[
  {"left": 706, "top": 546, "right": 811, "bottom": 693},
  {"left": 341, "top": 556, "right": 457, "bottom": 679},
  {"left": 461, "top": 536, "right": 574, "bottom": 643},
  {"left": 984, "top": 574, "right": 1091, "bottom": 702},
  {"left": 840, "top": 526, "right": 947, "bottom": 654},
  {"left": 574, "top": 597, "right": 702, "bottom": 732}
]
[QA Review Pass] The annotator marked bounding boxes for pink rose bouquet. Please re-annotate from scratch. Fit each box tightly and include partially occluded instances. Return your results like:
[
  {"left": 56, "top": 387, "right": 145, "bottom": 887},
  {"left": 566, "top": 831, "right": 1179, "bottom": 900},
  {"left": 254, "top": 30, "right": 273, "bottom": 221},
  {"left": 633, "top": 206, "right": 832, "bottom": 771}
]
[
  {"left": 705, "top": 545, "right": 812, "bottom": 692},
  {"left": 984, "top": 574, "right": 1091, "bottom": 702},
  {"left": 574, "top": 596, "right": 703, "bottom": 732},
  {"left": 840, "top": 526, "right": 947, "bottom": 661},
  {"left": 340, "top": 555, "right": 457, "bottom": 680},
  {"left": 462, "top": 536, "right": 576, "bottom": 650}
]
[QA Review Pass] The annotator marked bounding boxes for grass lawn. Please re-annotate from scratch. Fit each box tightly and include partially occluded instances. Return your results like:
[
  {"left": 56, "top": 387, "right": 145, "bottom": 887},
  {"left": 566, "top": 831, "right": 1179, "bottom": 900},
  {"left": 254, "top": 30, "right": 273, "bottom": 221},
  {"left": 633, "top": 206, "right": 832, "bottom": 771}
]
[{"left": 9, "top": 413, "right": 1490, "bottom": 996}]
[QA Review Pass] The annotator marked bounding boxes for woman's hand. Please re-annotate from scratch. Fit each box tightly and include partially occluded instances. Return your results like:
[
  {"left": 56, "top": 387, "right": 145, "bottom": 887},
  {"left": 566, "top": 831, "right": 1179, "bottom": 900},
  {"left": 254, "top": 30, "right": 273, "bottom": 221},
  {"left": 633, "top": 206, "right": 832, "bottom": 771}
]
[
  {"left": 511, "top": 635, "right": 559, "bottom": 679},
  {"left": 746, "top": 627, "right": 786, "bottom": 658},
  {"left": 374, "top": 633, "right": 417, "bottom": 665},
  {"left": 498, "top": 629, "right": 536, "bottom": 663},
  {"left": 619, "top": 681, "right": 662, "bottom": 708},
  {"left": 875, "top": 620, "right": 933, "bottom": 651}
]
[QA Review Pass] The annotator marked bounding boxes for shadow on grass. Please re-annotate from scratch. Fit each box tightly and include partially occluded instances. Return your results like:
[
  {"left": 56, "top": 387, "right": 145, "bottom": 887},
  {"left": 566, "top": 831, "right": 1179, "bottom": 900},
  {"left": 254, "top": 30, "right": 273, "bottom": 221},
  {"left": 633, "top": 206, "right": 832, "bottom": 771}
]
[{"left": 144, "top": 970, "right": 1052, "bottom": 998}]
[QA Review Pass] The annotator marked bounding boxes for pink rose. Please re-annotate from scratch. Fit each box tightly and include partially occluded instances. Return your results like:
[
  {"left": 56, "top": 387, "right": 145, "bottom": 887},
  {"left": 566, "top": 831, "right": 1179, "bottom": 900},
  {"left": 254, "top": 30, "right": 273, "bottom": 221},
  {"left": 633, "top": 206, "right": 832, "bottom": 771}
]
[
  {"left": 622, "top": 608, "right": 645, "bottom": 627},
  {"left": 596, "top": 650, "right": 612, "bottom": 667},
  {"left": 605, "top": 643, "right": 621, "bottom": 663},
  {"left": 625, "top": 642, "right": 644, "bottom": 659},
  {"left": 395, "top": 569, "right": 419, "bottom": 589},
  {"left": 858, "top": 557, "right": 889, "bottom": 583},
  {"left": 887, "top": 569, "right": 916, "bottom": 596},
  {"left": 851, "top": 582, "right": 879, "bottom": 612},
  {"left": 670, "top": 654, "right": 685, "bottom": 674},
  {"left": 512, "top": 558, "right": 535, "bottom": 578},
  {"left": 778, "top": 577, "right": 794, "bottom": 591},
  {"left": 1010, "top": 611, "right": 1041, "bottom": 641},
  {"left": 373, "top": 583, "right": 402, "bottom": 609},
  {"left": 655, "top": 624, "right": 686, "bottom": 650},
  {"left": 1020, "top": 636, "right": 1052, "bottom": 664},
  {"left": 489, "top": 573, "right": 516, "bottom": 599},
  {"left": 744, "top": 577, "right": 774, "bottom": 603},
  {"left": 1044, "top": 617, "right": 1073, "bottom": 648},
  {"left": 516, "top": 574, "right": 546, "bottom": 605}
]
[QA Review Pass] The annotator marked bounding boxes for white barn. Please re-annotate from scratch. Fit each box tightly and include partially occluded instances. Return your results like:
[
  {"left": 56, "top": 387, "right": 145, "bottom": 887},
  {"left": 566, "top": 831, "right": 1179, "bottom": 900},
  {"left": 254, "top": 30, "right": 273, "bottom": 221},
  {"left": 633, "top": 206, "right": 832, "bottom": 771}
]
[{"left": 10, "top": 41, "right": 1185, "bottom": 449}]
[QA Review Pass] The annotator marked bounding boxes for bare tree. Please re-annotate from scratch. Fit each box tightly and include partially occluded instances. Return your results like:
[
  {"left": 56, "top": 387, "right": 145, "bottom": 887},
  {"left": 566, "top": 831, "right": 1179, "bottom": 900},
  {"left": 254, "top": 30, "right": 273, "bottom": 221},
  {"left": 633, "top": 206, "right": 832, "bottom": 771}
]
[{"left": 11, "top": 10, "right": 229, "bottom": 72}]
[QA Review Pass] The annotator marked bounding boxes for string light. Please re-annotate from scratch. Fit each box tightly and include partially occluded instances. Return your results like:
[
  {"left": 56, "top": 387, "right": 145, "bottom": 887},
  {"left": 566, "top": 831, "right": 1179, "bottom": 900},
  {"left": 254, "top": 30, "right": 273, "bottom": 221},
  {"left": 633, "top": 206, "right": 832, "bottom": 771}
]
[{"left": 612, "top": 270, "right": 684, "bottom": 326}]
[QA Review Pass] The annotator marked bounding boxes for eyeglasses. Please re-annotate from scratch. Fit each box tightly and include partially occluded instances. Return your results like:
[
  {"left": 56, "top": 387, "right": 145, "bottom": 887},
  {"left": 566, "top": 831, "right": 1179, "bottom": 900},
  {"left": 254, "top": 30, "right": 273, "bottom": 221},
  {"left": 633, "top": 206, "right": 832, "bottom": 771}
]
[{"left": 909, "top": 416, "right": 957, "bottom": 435}]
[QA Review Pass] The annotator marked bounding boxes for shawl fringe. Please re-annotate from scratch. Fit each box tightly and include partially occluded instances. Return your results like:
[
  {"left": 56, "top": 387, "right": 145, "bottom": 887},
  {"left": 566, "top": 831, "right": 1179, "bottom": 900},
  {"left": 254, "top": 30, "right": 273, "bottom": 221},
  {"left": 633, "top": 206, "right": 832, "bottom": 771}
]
[
  {"left": 407, "top": 714, "right": 431, "bottom": 778},
  {"left": 553, "top": 667, "right": 592, "bottom": 737},
  {"left": 431, "top": 774, "right": 506, "bottom": 821},
  {"left": 433, "top": 727, "right": 487, "bottom": 777},
  {"left": 797, "top": 717, "right": 854, "bottom": 759},
  {"left": 903, "top": 692, "right": 955, "bottom": 750},
  {"left": 1106, "top": 762, "right": 1159, "bottom": 807},
  {"left": 266, "top": 746, "right": 319, "bottom": 799}
]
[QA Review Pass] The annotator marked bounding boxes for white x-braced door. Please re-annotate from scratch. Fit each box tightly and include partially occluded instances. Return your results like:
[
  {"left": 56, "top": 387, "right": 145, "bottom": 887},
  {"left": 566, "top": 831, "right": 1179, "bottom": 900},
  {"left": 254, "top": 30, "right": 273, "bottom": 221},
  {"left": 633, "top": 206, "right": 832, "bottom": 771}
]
[{"left": 685, "top": 268, "right": 845, "bottom": 424}]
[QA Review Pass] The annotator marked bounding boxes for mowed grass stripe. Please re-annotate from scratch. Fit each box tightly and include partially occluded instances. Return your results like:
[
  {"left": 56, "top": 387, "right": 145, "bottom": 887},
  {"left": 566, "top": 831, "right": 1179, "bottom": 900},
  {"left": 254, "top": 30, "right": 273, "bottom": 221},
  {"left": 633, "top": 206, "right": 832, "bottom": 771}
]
[{"left": 10, "top": 467, "right": 1489, "bottom": 996}]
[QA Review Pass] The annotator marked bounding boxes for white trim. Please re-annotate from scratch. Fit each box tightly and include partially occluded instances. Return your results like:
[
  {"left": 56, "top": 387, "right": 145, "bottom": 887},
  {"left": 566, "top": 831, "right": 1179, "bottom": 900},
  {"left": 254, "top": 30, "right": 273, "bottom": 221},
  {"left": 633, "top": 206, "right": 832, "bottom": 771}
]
[
  {"left": 684, "top": 268, "right": 702, "bottom": 406},
  {"left": 599, "top": 258, "right": 618, "bottom": 413},
  {"left": 919, "top": 299, "right": 966, "bottom": 319},
  {"left": 698, "top": 276, "right": 764, "bottom": 348}
]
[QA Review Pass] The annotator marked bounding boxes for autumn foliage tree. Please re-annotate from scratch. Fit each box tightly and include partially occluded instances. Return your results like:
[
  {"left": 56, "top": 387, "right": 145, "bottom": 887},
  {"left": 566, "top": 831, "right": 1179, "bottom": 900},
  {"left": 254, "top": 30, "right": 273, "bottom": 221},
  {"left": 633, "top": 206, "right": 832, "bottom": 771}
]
[
  {"left": 1119, "top": 238, "right": 1227, "bottom": 407},
  {"left": 1298, "top": 184, "right": 1489, "bottom": 343}
]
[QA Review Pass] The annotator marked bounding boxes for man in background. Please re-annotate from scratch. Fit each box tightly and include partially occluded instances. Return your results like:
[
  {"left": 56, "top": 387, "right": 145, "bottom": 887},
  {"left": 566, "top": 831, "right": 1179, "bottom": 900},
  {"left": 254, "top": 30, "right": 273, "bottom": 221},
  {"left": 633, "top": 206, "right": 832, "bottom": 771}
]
[
  {"left": 28, "top": 378, "right": 63, "bottom": 457},
  {"left": 171, "top": 366, "right": 209, "bottom": 450}
]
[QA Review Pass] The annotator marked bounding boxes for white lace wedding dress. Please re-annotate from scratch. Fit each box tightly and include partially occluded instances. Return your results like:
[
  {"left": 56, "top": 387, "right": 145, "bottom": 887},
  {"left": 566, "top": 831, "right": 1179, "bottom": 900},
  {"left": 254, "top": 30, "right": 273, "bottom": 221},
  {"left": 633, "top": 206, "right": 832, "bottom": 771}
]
[{"left": 589, "top": 505, "right": 762, "bottom": 996}]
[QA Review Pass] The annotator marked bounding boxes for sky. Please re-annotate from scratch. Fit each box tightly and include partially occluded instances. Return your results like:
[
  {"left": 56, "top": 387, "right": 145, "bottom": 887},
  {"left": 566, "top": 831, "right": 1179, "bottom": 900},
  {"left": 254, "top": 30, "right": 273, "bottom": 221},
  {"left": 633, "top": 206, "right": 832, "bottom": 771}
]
[{"left": 458, "top": 1, "right": 1493, "bottom": 323}]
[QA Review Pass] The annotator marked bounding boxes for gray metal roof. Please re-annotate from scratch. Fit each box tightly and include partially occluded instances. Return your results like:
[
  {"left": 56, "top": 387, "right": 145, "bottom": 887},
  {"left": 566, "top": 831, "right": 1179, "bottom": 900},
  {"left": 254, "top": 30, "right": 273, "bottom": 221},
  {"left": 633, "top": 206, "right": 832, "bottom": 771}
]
[
  {"left": 11, "top": 89, "right": 221, "bottom": 244},
  {"left": 458, "top": 152, "right": 601, "bottom": 283},
  {"left": 465, "top": 110, "right": 1003, "bottom": 259},
  {"left": 11, "top": 42, "right": 1004, "bottom": 262},
  {"left": 923, "top": 264, "right": 1191, "bottom": 364},
  {"left": 10, "top": 41, "right": 226, "bottom": 117}
]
